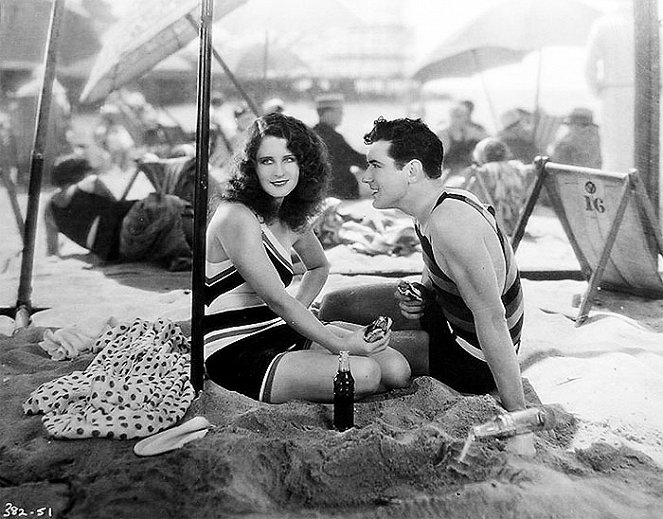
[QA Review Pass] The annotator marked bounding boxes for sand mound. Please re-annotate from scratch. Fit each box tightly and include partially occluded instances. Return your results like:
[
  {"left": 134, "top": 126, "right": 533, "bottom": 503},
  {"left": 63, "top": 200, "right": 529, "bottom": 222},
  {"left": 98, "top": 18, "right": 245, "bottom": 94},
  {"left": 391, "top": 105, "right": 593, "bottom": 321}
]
[{"left": 2, "top": 327, "right": 663, "bottom": 518}]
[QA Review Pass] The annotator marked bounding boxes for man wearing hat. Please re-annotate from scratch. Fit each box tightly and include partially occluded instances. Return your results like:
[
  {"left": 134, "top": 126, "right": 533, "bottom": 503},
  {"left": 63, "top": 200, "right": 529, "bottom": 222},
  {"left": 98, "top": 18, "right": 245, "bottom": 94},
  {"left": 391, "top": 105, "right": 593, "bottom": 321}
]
[
  {"left": 548, "top": 107, "right": 602, "bottom": 169},
  {"left": 313, "top": 94, "right": 365, "bottom": 199}
]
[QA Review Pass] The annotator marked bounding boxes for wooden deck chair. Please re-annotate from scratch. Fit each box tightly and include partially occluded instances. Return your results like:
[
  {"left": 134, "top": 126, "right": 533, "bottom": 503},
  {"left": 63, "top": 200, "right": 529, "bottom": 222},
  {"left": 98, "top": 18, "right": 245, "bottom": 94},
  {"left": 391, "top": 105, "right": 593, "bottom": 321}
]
[
  {"left": 511, "top": 156, "right": 663, "bottom": 325},
  {"left": 1, "top": 166, "right": 24, "bottom": 239},
  {"left": 120, "top": 156, "right": 196, "bottom": 203}
]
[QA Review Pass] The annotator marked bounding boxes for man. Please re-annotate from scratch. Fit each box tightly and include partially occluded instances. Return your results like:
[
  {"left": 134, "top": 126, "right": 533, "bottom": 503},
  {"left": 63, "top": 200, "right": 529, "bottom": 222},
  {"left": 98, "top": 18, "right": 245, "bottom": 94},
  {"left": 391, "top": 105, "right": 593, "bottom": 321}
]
[
  {"left": 497, "top": 108, "right": 538, "bottom": 165},
  {"left": 437, "top": 101, "right": 487, "bottom": 177},
  {"left": 548, "top": 107, "right": 602, "bottom": 169},
  {"left": 319, "top": 117, "right": 533, "bottom": 455},
  {"left": 312, "top": 94, "right": 365, "bottom": 199},
  {"left": 460, "top": 99, "right": 489, "bottom": 139}
]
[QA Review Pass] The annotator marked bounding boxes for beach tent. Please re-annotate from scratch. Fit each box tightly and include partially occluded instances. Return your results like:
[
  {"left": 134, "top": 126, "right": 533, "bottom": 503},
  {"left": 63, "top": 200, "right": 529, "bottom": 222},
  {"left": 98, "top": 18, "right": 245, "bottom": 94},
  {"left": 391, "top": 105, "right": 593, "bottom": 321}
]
[{"left": 511, "top": 157, "right": 663, "bottom": 326}]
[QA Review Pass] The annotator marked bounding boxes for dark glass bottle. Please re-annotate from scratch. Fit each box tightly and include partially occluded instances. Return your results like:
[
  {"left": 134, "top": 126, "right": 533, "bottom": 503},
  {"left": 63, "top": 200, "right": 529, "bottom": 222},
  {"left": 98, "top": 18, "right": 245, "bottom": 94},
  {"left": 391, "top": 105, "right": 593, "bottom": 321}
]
[{"left": 333, "top": 350, "right": 354, "bottom": 431}]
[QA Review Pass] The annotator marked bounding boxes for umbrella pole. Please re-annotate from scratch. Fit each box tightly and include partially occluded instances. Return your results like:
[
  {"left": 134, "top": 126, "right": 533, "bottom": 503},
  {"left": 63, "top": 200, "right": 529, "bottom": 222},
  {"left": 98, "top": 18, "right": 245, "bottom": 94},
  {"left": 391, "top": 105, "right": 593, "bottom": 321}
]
[
  {"left": 185, "top": 14, "right": 261, "bottom": 117},
  {"left": 471, "top": 50, "right": 499, "bottom": 131},
  {"left": 190, "top": 0, "right": 214, "bottom": 394},
  {"left": 532, "top": 48, "right": 543, "bottom": 139},
  {"left": 14, "top": 0, "right": 65, "bottom": 329}
]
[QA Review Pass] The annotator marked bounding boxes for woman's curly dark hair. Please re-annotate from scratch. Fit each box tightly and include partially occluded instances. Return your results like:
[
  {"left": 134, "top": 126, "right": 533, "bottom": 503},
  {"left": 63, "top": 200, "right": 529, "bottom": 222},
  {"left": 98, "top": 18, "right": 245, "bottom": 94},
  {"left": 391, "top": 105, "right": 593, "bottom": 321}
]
[{"left": 223, "top": 112, "right": 330, "bottom": 231}]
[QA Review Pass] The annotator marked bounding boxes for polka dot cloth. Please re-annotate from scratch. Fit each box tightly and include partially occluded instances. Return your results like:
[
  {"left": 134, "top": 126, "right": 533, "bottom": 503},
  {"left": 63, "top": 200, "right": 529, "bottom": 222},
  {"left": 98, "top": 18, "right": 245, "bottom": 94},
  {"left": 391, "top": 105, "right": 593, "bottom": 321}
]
[{"left": 23, "top": 318, "right": 195, "bottom": 440}]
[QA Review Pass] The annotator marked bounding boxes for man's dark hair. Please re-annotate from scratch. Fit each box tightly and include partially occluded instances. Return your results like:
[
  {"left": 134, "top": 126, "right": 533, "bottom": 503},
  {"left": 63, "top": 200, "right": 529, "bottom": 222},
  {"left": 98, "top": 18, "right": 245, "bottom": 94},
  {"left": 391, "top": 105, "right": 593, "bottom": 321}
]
[{"left": 363, "top": 117, "right": 444, "bottom": 178}]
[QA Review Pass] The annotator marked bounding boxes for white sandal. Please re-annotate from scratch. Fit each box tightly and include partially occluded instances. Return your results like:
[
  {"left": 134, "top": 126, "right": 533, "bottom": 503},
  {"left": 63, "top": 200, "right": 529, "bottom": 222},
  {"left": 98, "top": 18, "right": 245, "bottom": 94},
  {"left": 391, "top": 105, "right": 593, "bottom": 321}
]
[{"left": 133, "top": 416, "right": 213, "bottom": 456}]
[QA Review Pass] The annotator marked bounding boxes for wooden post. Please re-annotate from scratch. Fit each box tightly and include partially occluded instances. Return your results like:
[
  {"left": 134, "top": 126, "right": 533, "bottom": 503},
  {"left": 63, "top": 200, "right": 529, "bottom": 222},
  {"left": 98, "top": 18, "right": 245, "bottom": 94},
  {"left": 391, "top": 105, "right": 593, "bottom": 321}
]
[
  {"left": 190, "top": 0, "right": 214, "bottom": 394},
  {"left": 15, "top": 0, "right": 65, "bottom": 326},
  {"left": 633, "top": 0, "right": 660, "bottom": 217}
]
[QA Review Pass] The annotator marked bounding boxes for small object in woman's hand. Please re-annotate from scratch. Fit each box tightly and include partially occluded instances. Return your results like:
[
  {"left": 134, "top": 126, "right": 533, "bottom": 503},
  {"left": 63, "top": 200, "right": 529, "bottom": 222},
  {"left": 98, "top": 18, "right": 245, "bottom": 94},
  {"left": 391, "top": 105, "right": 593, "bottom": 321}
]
[
  {"left": 397, "top": 280, "right": 423, "bottom": 302},
  {"left": 363, "top": 316, "right": 393, "bottom": 342}
]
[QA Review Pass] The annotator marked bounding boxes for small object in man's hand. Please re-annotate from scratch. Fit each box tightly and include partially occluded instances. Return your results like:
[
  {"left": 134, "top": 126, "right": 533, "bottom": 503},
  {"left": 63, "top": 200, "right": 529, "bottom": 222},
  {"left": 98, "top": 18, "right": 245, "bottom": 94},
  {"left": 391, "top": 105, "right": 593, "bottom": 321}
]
[
  {"left": 363, "top": 316, "right": 393, "bottom": 342},
  {"left": 397, "top": 280, "right": 424, "bottom": 302}
]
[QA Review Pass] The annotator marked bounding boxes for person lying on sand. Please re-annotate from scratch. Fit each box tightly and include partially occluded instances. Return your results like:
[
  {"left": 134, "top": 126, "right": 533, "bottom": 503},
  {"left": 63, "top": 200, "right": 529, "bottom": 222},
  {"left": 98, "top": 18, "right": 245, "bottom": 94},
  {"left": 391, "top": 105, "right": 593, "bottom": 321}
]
[
  {"left": 44, "top": 153, "right": 193, "bottom": 271},
  {"left": 203, "top": 112, "right": 411, "bottom": 403},
  {"left": 318, "top": 117, "right": 534, "bottom": 456}
]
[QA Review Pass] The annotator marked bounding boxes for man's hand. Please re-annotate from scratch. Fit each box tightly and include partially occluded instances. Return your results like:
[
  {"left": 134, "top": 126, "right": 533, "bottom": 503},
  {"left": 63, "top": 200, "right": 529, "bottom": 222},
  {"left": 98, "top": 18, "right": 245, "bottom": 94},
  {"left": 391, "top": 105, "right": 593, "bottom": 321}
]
[{"left": 394, "top": 282, "right": 428, "bottom": 320}]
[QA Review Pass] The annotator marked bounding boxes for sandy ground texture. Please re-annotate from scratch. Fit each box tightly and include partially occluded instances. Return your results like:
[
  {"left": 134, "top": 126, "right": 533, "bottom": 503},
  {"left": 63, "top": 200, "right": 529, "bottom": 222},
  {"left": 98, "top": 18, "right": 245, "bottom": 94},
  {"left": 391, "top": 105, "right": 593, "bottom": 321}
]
[{"left": 1, "top": 188, "right": 663, "bottom": 518}]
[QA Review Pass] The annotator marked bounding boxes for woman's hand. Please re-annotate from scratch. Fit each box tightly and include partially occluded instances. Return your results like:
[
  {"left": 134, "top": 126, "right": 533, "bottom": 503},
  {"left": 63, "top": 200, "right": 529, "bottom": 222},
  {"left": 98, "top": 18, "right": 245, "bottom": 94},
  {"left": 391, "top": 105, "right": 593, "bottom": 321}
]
[
  {"left": 343, "top": 327, "right": 391, "bottom": 357},
  {"left": 394, "top": 282, "right": 429, "bottom": 320}
]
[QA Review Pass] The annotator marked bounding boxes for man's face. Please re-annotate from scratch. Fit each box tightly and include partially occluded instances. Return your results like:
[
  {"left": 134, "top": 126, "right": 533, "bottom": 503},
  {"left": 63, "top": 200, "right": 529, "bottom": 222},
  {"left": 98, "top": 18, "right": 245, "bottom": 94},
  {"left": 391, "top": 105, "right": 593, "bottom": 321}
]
[{"left": 363, "top": 140, "right": 409, "bottom": 210}]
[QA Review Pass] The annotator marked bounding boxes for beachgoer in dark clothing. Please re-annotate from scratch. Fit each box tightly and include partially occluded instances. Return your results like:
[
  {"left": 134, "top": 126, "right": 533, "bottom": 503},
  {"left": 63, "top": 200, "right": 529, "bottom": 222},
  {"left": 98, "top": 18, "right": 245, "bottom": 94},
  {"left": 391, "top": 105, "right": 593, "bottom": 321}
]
[
  {"left": 437, "top": 102, "right": 488, "bottom": 178},
  {"left": 497, "top": 108, "right": 538, "bottom": 165},
  {"left": 548, "top": 107, "right": 602, "bottom": 169},
  {"left": 44, "top": 154, "right": 193, "bottom": 271},
  {"left": 312, "top": 94, "right": 365, "bottom": 199}
]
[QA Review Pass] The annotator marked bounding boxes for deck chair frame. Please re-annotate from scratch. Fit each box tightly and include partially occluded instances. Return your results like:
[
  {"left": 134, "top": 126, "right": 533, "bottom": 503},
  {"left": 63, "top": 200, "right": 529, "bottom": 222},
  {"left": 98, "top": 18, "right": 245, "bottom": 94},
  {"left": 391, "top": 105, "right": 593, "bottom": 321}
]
[
  {"left": 511, "top": 156, "right": 663, "bottom": 325},
  {"left": 1, "top": 166, "right": 24, "bottom": 239}
]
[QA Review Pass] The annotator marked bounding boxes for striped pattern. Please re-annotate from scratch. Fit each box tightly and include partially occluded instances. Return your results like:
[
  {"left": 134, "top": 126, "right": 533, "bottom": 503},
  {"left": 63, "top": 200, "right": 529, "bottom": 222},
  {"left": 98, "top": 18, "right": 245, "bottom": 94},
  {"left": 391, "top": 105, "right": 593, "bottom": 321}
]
[
  {"left": 203, "top": 225, "right": 295, "bottom": 359},
  {"left": 415, "top": 192, "right": 524, "bottom": 357}
]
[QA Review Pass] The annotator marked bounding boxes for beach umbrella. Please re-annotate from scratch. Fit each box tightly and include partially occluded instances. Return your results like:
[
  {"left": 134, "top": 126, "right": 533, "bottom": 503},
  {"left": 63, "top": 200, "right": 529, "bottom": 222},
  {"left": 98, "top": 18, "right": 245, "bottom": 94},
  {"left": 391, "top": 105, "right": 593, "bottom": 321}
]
[
  {"left": 0, "top": 0, "right": 101, "bottom": 72},
  {"left": 79, "top": 0, "right": 247, "bottom": 105},
  {"left": 411, "top": 0, "right": 602, "bottom": 124}
]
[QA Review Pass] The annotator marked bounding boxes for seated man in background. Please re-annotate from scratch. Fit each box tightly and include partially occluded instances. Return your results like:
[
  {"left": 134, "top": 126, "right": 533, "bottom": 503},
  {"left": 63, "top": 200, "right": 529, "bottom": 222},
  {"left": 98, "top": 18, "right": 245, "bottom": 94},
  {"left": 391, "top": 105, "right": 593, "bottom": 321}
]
[
  {"left": 437, "top": 101, "right": 488, "bottom": 178},
  {"left": 44, "top": 153, "right": 193, "bottom": 271},
  {"left": 319, "top": 117, "right": 533, "bottom": 456},
  {"left": 497, "top": 108, "right": 538, "bottom": 165},
  {"left": 548, "top": 107, "right": 602, "bottom": 169}
]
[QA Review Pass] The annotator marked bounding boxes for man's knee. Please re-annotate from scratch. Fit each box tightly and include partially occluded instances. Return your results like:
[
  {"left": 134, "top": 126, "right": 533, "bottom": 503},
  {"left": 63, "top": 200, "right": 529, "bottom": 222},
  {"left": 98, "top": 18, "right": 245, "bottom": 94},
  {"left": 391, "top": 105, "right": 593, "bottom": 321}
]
[{"left": 319, "top": 289, "right": 352, "bottom": 320}]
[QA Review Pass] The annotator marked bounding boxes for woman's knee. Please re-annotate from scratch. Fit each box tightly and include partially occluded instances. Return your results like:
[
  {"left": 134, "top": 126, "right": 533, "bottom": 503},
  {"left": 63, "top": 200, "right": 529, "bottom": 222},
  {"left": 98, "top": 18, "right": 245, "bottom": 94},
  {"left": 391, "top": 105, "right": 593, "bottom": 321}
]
[
  {"left": 351, "top": 357, "right": 382, "bottom": 397},
  {"left": 381, "top": 352, "right": 412, "bottom": 389}
]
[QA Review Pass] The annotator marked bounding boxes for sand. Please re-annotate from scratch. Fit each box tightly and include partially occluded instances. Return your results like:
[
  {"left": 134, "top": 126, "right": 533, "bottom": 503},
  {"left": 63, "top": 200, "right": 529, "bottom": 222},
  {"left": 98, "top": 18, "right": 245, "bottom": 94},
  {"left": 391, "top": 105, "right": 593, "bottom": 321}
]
[{"left": 1, "top": 191, "right": 663, "bottom": 518}]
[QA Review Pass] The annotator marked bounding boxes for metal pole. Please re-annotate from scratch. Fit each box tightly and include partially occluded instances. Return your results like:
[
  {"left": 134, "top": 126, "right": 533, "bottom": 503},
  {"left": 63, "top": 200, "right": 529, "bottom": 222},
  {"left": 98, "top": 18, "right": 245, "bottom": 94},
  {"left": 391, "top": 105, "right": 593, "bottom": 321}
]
[
  {"left": 190, "top": 0, "right": 214, "bottom": 394},
  {"left": 633, "top": 0, "right": 660, "bottom": 217},
  {"left": 185, "top": 13, "right": 261, "bottom": 117},
  {"left": 15, "top": 0, "right": 65, "bottom": 327}
]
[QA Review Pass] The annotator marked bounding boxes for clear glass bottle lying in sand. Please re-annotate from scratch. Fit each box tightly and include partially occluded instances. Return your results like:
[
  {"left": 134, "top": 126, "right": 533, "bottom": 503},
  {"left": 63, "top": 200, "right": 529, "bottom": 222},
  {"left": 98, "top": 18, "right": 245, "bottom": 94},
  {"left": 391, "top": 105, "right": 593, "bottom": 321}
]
[{"left": 458, "top": 406, "right": 557, "bottom": 462}]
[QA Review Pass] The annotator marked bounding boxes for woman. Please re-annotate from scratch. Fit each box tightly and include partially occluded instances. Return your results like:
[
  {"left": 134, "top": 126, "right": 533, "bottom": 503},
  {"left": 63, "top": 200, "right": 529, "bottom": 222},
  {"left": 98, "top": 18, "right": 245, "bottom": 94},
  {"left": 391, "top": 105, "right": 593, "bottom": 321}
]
[
  {"left": 204, "top": 113, "right": 411, "bottom": 403},
  {"left": 469, "top": 137, "right": 531, "bottom": 236}
]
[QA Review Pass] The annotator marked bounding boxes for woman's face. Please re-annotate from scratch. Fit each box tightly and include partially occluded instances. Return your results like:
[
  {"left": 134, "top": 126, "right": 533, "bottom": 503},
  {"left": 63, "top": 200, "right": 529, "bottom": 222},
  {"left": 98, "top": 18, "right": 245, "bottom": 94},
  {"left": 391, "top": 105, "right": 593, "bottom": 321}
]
[{"left": 255, "top": 136, "right": 300, "bottom": 201}]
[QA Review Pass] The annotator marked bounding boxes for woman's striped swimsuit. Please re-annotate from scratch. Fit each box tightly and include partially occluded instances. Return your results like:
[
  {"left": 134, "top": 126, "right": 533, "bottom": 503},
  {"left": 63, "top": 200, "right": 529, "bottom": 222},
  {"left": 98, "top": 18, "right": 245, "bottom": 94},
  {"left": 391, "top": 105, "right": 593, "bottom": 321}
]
[{"left": 203, "top": 225, "right": 310, "bottom": 402}]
